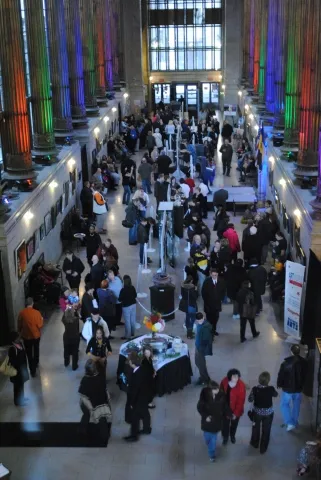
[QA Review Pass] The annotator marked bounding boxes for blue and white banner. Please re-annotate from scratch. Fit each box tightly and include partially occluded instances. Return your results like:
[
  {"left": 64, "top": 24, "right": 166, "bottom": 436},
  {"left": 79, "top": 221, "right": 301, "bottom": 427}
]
[{"left": 284, "top": 261, "right": 306, "bottom": 339}]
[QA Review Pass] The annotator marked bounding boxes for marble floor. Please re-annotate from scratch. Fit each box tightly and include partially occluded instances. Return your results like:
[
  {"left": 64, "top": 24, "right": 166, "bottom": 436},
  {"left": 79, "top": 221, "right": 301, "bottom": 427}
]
[{"left": 0, "top": 146, "right": 312, "bottom": 480}]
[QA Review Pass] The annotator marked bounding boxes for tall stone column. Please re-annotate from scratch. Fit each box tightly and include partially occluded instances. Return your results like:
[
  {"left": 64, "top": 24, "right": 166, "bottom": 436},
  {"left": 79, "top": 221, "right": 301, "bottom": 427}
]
[
  {"left": 79, "top": 0, "right": 99, "bottom": 115},
  {"left": 122, "top": 0, "right": 145, "bottom": 110},
  {"left": 104, "top": 0, "right": 113, "bottom": 91},
  {"left": 64, "top": 0, "right": 88, "bottom": 127},
  {"left": 93, "top": 0, "right": 107, "bottom": 105},
  {"left": 24, "top": 0, "right": 56, "bottom": 156},
  {"left": 241, "top": 0, "right": 250, "bottom": 84},
  {"left": 310, "top": 129, "right": 321, "bottom": 215},
  {"left": 115, "top": 0, "right": 124, "bottom": 85},
  {"left": 0, "top": 0, "right": 35, "bottom": 180},
  {"left": 253, "top": 0, "right": 261, "bottom": 95},
  {"left": 273, "top": 0, "right": 288, "bottom": 133},
  {"left": 265, "top": 0, "right": 277, "bottom": 113},
  {"left": 294, "top": 0, "right": 320, "bottom": 181},
  {"left": 45, "top": 0, "right": 73, "bottom": 142},
  {"left": 224, "top": 0, "right": 242, "bottom": 105},
  {"left": 280, "top": 0, "right": 304, "bottom": 159},
  {"left": 257, "top": 0, "right": 268, "bottom": 109}
]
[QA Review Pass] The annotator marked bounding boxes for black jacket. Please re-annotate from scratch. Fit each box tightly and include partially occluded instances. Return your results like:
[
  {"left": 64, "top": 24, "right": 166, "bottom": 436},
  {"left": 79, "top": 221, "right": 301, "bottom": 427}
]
[
  {"left": 62, "top": 256, "right": 85, "bottom": 280},
  {"left": 197, "top": 391, "right": 229, "bottom": 433},
  {"left": 202, "top": 277, "right": 225, "bottom": 313},
  {"left": 119, "top": 285, "right": 137, "bottom": 307},
  {"left": 86, "top": 232, "right": 102, "bottom": 260},
  {"left": 213, "top": 189, "right": 228, "bottom": 208},
  {"left": 137, "top": 223, "right": 149, "bottom": 244},
  {"left": 225, "top": 264, "right": 248, "bottom": 300},
  {"left": 62, "top": 311, "right": 80, "bottom": 342},
  {"left": 154, "top": 181, "right": 169, "bottom": 202},
  {"left": 179, "top": 282, "right": 198, "bottom": 313},
  {"left": 247, "top": 265, "right": 267, "bottom": 295},
  {"left": 127, "top": 367, "right": 151, "bottom": 408},
  {"left": 219, "top": 144, "right": 233, "bottom": 161},
  {"left": 221, "top": 123, "right": 233, "bottom": 139},
  {"left": 90, "top": 262, "right": 105, "bottom": 290},
  {"left": 81, "top": 292, "right": 95, "bottom": 319},
  {"left": 80, "top": 186, "right": 93, "bottom": 208},
  {"left": 8, "top": 343, "right": 29, "bottom": 385},
  {"left": 257, "top": 218, "right": 273, "bottom": 246},
  {"left": 277, "top": 355, "right": 307, "bottom": 393},
  {"left": 248, "top": 385, "right": 278, "bottom": 409},
  {"left": 242, "top": 234, "right": 262, "bottom": 262}
]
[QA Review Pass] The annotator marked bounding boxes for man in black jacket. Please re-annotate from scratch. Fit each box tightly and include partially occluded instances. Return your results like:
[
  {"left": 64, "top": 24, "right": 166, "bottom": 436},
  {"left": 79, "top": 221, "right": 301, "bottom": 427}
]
[
  {"left": 86, "top": 225, "right": 102, "bottom": 266},
  {"left": 80, "top": 181, "right": 93, "bottom": 218},
  {"left": 219, "top": 139, "right": 234, "bottom": 177},
  {"left": 201, "top": 268, "right": 225, "bottom": 337},
  {"left": 124, "top": 352, "right": 151, "bottom": 442},
  {"left": 221, "top": 120, "right": 233, "bottom": 142},
  {"left": 137, "top": 218, "right": 149, "bottom": 265},
  {"left": 277, "top": 344, "right": 307, "bottom": 432},
  {"left": 154, "top": 174, "right": 169, "bottom": 210},
  {"left": 247, "top": 259, "right": 267, "bottom": 314},
  {"left": 62, "top": 251, "right": 85, "bottom": 290}
]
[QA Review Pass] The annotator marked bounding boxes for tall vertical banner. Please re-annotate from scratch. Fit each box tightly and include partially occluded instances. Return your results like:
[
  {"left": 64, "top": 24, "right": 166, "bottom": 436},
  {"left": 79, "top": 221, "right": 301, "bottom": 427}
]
[{"left": 284, "top": 261, "right": 306, "bottom": 339}]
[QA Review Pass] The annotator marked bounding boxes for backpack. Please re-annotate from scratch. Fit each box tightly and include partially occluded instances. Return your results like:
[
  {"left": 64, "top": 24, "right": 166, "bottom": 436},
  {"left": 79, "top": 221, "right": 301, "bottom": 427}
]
[{"left": 242, "top": 290, "right": 256, "bottom": 319}]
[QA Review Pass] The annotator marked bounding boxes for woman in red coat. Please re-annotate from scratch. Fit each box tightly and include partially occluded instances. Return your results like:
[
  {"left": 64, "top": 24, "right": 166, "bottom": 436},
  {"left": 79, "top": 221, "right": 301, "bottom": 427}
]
[
  {"left": 223, "top": 223, "right": 241, "bottom": 263},
  {"left": 220, "top": 369, "right": 246, "bottom": 445}
]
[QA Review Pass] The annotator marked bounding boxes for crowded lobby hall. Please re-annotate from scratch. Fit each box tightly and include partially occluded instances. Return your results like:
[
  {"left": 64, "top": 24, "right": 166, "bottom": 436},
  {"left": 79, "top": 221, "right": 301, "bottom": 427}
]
[{"left": 1, "top": 0, "right": 321, "bottom": 478}]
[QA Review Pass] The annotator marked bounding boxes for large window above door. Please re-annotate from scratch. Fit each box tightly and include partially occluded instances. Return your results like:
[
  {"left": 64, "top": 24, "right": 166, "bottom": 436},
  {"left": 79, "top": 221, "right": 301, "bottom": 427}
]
[{"left": 148, "top": 0, "right": 222, "bottom": 71}]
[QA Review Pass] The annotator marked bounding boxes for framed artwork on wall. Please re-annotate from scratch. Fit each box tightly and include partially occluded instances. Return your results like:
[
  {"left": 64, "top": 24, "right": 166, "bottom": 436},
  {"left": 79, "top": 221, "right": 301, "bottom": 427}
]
[
  {"left": 26, "top": 235, "right": 35, "bottom": 263},
  {"left": 44, "top": 212, "right": 52, "bottom": 236},
  {"left": 269, "top": 169, "right": 274, "bottom": 188},
  {"left": 56, "top": 199, "right": 61, "bottom": 217},
  {"left": 34, "top": 228, "right": 40, "bottom": 252},
  {"left": 15, "top": 240, "right": 27, "bottom": 280},
  {"left": 40, "top": 223, "right": 45, "bottom": 241},
  {"left": 70, "top": 169, "right": 77, "bottom": 194},
  {"left": 51, "top": 205, "right": 57, "bottom": 228},
  {"left": 64, "top": 181, "right": 69, "bottom": 208}
]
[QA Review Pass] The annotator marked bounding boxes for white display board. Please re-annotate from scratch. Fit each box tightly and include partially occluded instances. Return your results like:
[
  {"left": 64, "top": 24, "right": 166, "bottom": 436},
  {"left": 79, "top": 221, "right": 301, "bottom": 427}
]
[{"left": 284, "top": 261, "right": 306, "bottom": 339}]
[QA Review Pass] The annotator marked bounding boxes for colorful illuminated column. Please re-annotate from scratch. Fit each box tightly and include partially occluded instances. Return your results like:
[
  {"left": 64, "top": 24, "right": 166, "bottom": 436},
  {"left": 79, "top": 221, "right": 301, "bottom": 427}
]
[
  {"left": 294, "top": 0, "right": 320, "bottom": 181},
  {"left": 79, "top": 0, "right": 99, "bottom": 115},
  {"left": 265, "top": 0, "right": 277, "bottom": 113},
  {"left": 112, "top": 0, "right": 124, "bottom": 86},
  {"left": 280, "top": 0, "right": 304, "bottom": 159},
  {"left": 64, "top": 0, "right": 88, "bottom": 126},
  {"left": 0, "top": 0, "right": 35, "bottom": 179},
  {"left": 273, "top": 0, "right": 288, "bottom": 133},
  {"left": 248, "top": 0, "right": 255, "bottom": 88},
  {"left": 45, "top": 0, "right": 73, "bottom": 141},
  {"left": 253, "top": 0, "right": 261, "bottom": 95},
  {"left": 257, "top": 0, "right": 268, "bottom": 107},
  {"left": 241, "top": 0, "right": 251, "bottom": 84},
  {"left": 93, "top": 0, "right": 107, "bottom": 105},
  {"left": 104, "top": 0, "right": 114, "bottom": 91},
  {"left": 24, "top": 0, "right": 56, "bottom": 156}
]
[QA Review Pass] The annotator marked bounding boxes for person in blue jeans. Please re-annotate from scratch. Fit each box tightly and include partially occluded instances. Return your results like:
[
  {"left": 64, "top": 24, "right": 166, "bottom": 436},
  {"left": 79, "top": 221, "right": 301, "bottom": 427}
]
[
  {"left": 119, "top": 275, "right": 137, "bottom": 340},
  {"left": 277, "top": 344, "right": 307, "bottom": 432},
  {"left": 137, "top": 218, "right": 149, "bottom": 265},
  {"left": 197, "top": 381, "right": 230, "bottom": 462},
  {"left": 178, "top": 276, "right": 198, "bottom": 339}
]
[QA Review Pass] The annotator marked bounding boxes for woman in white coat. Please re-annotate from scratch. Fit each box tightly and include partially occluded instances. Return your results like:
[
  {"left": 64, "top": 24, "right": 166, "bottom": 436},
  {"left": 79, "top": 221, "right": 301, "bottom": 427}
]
[{"left": 153, "top": 128, "right": 163, "bottom": 152}]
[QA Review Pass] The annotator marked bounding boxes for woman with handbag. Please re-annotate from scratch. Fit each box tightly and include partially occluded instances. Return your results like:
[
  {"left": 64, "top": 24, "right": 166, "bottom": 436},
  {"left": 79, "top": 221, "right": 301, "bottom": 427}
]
[
  {"left": 248, "top": 371, "right": 278, "bottom": 454},
  {"left": 236, "top": 280, "right": 260, "bottom": 343},
  {"left": 8, "top": 331, "right": 29, "bottom": 406}
]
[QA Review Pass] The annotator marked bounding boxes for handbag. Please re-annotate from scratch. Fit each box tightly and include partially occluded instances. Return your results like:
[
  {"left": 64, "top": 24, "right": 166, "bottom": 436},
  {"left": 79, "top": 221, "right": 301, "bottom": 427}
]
[
  {"left": 0, "top": 355, "right": 17, "bottom": 377},
  {"left": 247, "top": 409, "right": 254, "bottom": 422}
]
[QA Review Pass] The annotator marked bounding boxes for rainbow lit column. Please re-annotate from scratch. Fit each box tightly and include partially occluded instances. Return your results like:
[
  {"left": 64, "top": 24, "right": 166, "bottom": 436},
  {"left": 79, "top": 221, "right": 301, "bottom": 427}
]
[
  {"left": 79, "top": 0, "right": 99, "bottom": 115},
  {"left": 45, "top": 0, "right": 74, "bottom": 142},
  {"left": 241, "top": 0, "right": 251, "bottom": 85},
  {"left": 280, "top": 0, "right": 304, "bottom": 160},
  {"left": 0, "top": 0, "right": 35, "bottom": 180},
  {"left": 265, "top": 0, "right": 277, "bottom": 113},
  {"left": 24, "top": 0, "right": 56, "bottom": 157},
  {"left": 293, "top": 0, "right": 320, "bottom": 181},
  {"left": 248, "top": 0, "right": 255, "bottom": 89},
  {"left": 104, "top": 0, "right": 114, "bottom": 91},
  {"left": 64, "top": 0, "right": 88, "bottom": 127},
  {"left": 273, "top": 0, "right": 288, "bottom": 133},
  {"left": 257, "top": 0, "right": 268, "bottom": 110},
  {"left": 93, "top": 0, "right": 107, "bottom": 105},
  {"left": 253, "top": 0, "right": 261, "bottom": 96}
]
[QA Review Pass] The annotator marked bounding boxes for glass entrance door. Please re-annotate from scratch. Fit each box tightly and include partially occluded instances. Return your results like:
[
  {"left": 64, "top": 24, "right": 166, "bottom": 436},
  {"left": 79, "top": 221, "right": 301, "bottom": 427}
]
[{"left": 186, "top": 84, "right": 198, "bottom": 119}]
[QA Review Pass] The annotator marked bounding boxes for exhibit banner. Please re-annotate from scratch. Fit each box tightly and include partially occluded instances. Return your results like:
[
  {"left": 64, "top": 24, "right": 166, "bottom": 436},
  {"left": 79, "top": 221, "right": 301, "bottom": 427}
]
[{"left": 284, "top": 261, "right": 306, "bottom": 339}]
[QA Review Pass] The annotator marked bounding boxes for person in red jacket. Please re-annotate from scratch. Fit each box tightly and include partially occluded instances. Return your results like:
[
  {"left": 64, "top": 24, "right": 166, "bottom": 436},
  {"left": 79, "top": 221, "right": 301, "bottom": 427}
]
[
  {"left": 223, "top": 223, "right": 240, "bottom": 263},
  {"left": 220, "top": 368, "right": 246, "bottom": 445}
]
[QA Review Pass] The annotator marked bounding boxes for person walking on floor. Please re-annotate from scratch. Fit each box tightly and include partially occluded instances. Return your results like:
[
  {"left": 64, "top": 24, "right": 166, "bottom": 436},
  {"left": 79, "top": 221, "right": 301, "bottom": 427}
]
[
  {"left": 236, "top": 280, "right": 260, "bottom": 343},
  {"left": 248, "top": 371, "right": 278, "bottom": 454},
  {"left": 62, "top": 250, "right": 85, "bottom": 291},
  {"left": 223, "top": 223, "right": 240, "bottom": 263},
  {"left": 224, "top": 259, "right": 247, "bottom": 320},
  {"left": 219, "top": 139, "right": 233, "bottom": 177},
  {"left": 124, "top": 352, "right": 152, "bottom": 442},
  {"left": 8, "top": 331, "right": 29, "bottom": 406},
  {"left": 93, "top": 185, "right": 108, "bottom": 234},
  {"left": 197, "top": 381, "right": 231, "bottom": 462},
  {"left": 96, "top": 280, "right": 117, "bottom": 338},
  {"left": 18, "top": 297, "right": 43, "bottom": 377},
  {"left": 119, "top": 275, "right": 137, "bottom": 340},
  {"left": 121, "top": 158, "right": 134, "bottom": 205},
  {"left": 179, "top": 275, "right": 198, "bottom": 339},
  {"left": 137, "top": 217, "right": 149, "bottom": 265},
  {"left": 82, "top": 308, "right": 110, "bottom": 344},
  {"left": 277, "top": 344, "right": 307, "bottom": 432},
  {"left": 86, "top": 224, "right": 102, "bottom": 266},
  {"left": 138, "top": 157, "right": 153, "bottom": 194},
  {"left": 220, "top": 369, "right": 246, "bottom": 445},
  {"left": 247, "top": 258, "right": 268, "bottom": 315},
  {"left": 201, "top": 268, "right": 225, "bottom": 337},
  {"left": 194, "top": 312, "right": 213, "bottom": 386},
  {"left": 107, "top": 269, "right": 124, "bottom": 326},
  {"left": 62, "top": 304, "right": 81, "bottom": 371}
]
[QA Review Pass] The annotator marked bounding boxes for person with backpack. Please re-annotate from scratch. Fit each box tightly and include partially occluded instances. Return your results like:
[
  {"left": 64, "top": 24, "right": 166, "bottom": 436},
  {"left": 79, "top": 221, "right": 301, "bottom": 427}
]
[{"left": 236, "top": 280, "right": 260, "bottom": 343}]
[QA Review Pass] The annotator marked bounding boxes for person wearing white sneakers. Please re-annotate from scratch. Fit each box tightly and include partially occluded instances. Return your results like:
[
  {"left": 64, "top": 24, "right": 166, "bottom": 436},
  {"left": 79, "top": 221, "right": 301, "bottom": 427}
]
[{"left": 277, "top": 344, "right": 307, "bottom": 432}]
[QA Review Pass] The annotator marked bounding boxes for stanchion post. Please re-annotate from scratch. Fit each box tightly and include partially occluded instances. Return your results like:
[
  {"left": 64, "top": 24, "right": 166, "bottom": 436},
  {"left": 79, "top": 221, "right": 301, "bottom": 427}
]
[
  {"left": 184, "top": 241, "right": 191, "bottom": 253},
  {"left": 142, "top": 243, "right": 151, "bottom": 274},
  {"left": 146, "top": 227, "right": 155, "bottom": 253},
  {"left": 137, "top": 264, "right": 148, "bottom": 298}
]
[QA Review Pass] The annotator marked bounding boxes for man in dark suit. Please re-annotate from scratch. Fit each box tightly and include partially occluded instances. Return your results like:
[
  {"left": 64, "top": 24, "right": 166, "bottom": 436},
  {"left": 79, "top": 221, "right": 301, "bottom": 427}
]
[
  {"left": 213, "top": 188, "right": 228, "bottom": 210},
  {"left": 124, "top": 352, "right": 151, "bottom": 442},
  {"left": 201, "top": 268, "right": 225, "bottom": 337}
]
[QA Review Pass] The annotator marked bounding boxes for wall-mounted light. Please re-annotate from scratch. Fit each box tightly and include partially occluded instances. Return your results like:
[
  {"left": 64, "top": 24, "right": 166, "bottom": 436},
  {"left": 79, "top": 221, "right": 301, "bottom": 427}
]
[
  {"left": 221, "top": 84, "right": 226, "bottom": 90},
  {"left": 149, "top": 76, "right": 153, "bottom": 82},
  {"left": 269, "top": 156, "right": 275, "bottom": 164},
  {"left": 238, "top": 90, "right": 242, "bottom": 96},
  {"left": 249, "top": 113, "right": 254, "bottom": 120},
  {"left": 254, "top": 125, "right": 259, "bottom": 131},
  {"left": 245, "top": 104, "right": 249, "bottom": 110},
  {"left": 24, "top": 210, "right": 34, "bottom": 221},
  {"left": 219, "top": 74, "right": 222, "bottom": 80},
  {"left": 103, "top": 116, "right": 109, "bottom": 123},
  {"left": 279, "top": 178, "right": 286, "bottom": 187},
  {"left": 68, "top": 158, "right": 76, "bottom": 169},
  {"left": 112, "top": 107, "right": 117, "bottom": 113},
  {"left": 94, "top": 127, "right": 100, "bottom": 137},
  {"left": 49, "top": 180, "right": 58, "bottom": 189},
  {"left": 123, "top": 93, "right": 129, "bottom": 99},
  {"left": 294, "top": 208, "right": 301, "bottom": 217}
]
